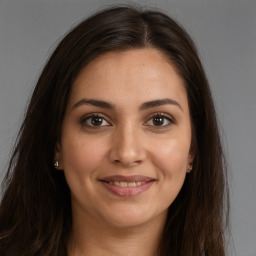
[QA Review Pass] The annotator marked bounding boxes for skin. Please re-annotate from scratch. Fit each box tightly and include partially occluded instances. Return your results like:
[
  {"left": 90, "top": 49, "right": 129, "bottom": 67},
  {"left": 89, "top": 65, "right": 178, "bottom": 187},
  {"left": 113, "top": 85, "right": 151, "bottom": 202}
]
[{"left": 55, "top": 48, "right": 194, "bottom": 256}]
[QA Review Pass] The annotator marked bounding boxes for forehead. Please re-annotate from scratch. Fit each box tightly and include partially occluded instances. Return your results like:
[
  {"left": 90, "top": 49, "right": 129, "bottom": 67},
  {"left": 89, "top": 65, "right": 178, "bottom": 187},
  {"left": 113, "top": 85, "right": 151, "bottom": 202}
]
[{"left": 68, "top": 48, "right": 188, "bottom": 111}]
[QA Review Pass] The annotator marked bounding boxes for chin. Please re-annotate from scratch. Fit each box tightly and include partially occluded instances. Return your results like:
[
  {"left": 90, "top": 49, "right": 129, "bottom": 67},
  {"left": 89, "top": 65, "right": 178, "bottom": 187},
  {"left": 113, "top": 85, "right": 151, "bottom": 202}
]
[{"left": 100, "top": 204, "right": 167, "bottom": 230}]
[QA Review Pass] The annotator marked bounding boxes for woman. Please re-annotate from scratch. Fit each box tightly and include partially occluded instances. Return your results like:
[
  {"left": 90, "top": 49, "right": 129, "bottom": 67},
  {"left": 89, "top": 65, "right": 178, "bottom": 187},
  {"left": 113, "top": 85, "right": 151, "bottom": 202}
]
[{"left": 0, "top": 5, "right": 229, "bottom": 256}]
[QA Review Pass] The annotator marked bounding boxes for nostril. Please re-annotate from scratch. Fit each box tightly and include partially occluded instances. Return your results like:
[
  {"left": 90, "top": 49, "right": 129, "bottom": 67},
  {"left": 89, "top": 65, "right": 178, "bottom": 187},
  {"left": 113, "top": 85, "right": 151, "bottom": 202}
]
[
  {"left": 108, "top": 138, "right": 147, "bottom": 166},
  {"left": 113, "top": 159, "right": 142, "bottom": 168}
]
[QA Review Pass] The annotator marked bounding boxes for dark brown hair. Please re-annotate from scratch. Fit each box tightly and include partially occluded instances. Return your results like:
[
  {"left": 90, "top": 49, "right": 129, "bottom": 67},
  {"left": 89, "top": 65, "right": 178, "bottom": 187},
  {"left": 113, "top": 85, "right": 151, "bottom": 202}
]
[{"left": 0, "top": 5, "right": 229, "bottom": 256}]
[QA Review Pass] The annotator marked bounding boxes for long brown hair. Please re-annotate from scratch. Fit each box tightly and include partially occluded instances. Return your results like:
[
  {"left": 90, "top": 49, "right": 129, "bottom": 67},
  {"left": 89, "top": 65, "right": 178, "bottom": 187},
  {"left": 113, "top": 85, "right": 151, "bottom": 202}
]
[{"left": 0, "top": 5, "right": 229, "bottom": 256}]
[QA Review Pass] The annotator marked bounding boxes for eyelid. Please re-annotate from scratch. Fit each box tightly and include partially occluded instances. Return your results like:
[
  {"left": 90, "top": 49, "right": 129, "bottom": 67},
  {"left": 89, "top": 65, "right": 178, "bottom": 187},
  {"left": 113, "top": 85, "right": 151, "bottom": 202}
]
[
  {"left": 80, "top": 113, "right": 112, "bottom": 128},
  {"left": 144, "top": 112, "right": 175, "bottom": 127},
  {"left": 79, "top": 112, "right": 175, "bottom": 129}
]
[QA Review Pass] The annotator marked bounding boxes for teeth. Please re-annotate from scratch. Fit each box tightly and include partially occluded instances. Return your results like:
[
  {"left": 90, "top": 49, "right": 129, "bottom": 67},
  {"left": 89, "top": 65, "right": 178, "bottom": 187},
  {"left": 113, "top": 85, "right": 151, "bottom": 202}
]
[
  {"left": 108, "top": 181, "right": 146, "bottom": 187},
  {"left": 128, "top": 182, "right": 136, "bottom": 187},
  {"left": 120, "top": 182, "right": 127, "bottom": 187}
]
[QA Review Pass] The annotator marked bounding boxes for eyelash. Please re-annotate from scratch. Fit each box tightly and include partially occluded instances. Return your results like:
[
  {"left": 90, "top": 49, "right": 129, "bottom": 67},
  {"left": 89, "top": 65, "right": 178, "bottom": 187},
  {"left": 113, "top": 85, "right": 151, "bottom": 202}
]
[
  {"left": 144, "top": 113, "right": 174, "bottom": 128},
  {"left": 80, "top": 113, "right": 111, "bottom": 128},
  {"left": 80, "top": 112, "right": 174, "bottom": 129}
]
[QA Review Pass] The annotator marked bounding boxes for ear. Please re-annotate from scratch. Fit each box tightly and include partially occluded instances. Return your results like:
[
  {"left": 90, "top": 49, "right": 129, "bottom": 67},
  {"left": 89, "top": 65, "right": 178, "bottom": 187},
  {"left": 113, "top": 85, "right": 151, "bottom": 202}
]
[
  {"left": 54, "top": 142, "right": 63, "bottom": 170},
  {"left": 188, "top": 153, "right": 194, "bottom": 163},
  {"left": 186, "top": 153, "right": 195, "bottom": 173}
]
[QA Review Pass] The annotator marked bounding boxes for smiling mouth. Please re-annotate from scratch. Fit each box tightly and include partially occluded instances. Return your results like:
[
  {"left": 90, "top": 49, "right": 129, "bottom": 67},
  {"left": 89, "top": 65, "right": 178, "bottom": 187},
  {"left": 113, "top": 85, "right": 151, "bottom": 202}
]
[
  {"left": 99, "top": 175, "right": 155, "bottom": 197},
  {"left": 104, "top": 181, "right": 147, "bottom": 187}
]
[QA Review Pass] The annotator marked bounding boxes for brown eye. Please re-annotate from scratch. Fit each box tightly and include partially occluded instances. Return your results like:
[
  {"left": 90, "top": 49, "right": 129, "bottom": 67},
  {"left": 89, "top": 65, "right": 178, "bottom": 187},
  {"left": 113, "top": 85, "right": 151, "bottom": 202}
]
[
  {"left": 91, "top": 116, "right": 104, "bottom": 126},
  {"left": 145, "top": 114, "right": 173, "bottom": 127},
  {"left": 153, "top": 116, "right": 165, "bottom": 126},
  {"left": 81, "top": 115, "right": 111, "bottom": 128}
]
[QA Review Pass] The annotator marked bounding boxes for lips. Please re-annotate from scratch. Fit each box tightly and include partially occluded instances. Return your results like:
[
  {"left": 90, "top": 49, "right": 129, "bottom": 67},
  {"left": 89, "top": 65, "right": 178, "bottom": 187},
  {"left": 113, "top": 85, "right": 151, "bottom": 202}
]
[
  {"left": 107, "top": 181, "right": 146, "bottom": 187},
  {"left": 99, "top": 175, "right": 155, "bottom": 197}
]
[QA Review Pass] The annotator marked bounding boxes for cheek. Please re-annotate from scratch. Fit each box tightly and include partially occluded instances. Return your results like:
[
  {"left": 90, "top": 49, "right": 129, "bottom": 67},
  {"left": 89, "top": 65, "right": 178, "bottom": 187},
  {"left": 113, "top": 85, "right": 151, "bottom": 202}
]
[
  {"left": 150, "top": 139, "right": 190, "bottom": 207},
  {"left": 61, "top": 137, "right": 108, "bottom": 206},
  {"left": 61, "top": 136, "right": 106, "bottom": 182},
  {"left": 151, "top": 137, "right": 191, "bottom": 176}
]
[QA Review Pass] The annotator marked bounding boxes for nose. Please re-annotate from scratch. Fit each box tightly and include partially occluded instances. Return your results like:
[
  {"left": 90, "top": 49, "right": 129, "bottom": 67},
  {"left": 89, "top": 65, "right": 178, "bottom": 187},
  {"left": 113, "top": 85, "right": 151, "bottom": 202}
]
[{"left": 108, "top": 124, "right": 147, "bottom": 167}]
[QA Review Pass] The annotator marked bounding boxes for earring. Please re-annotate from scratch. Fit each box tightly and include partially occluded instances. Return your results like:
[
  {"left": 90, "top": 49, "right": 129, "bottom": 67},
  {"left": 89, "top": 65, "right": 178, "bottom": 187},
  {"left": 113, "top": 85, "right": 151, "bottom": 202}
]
[
  {"left": 54, "top": 161, "right": 59, "bottom": 167},
  {"left": 187, "top": 163, "right": 193, "bottom": 173}
]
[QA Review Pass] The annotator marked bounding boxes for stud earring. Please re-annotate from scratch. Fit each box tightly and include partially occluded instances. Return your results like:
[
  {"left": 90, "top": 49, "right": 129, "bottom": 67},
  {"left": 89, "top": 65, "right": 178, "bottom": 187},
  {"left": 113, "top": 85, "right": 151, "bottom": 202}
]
[
  {"left": 54, "top": 161, "right": 59, "bottom": 167},
  {"left": 187, "top": 163, "right": 193, "bottom": 173}
]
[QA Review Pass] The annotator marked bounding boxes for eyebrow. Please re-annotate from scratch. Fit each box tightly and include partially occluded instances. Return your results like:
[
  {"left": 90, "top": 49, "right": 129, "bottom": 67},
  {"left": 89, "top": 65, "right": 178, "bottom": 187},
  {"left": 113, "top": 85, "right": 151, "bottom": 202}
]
[
  {"left": 72, "top": 99, "right": 115, "bottom": 110},
  {"left": 72, "top": 98, "right": 183, "bottom": 112},
  {"left": 139, "top": 98, "right": 183, "bottom": 112}
]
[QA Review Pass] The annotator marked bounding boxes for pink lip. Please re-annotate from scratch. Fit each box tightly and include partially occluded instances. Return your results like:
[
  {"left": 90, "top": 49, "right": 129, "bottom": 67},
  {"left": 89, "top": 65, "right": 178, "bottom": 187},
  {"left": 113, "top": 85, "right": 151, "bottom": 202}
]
[
  {"left": 99, "top": 175, "right": 155, "bottom": 197},
  {"left": 100, "top": 175, "right": 153, "bottom": 182}
]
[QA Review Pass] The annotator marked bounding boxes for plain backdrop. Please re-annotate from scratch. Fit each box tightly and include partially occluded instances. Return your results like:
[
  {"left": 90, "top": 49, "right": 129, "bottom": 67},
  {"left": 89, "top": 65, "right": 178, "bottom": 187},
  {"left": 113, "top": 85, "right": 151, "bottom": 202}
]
[{"left": 0, "top": 0, "right": 255, "bottom": 255}]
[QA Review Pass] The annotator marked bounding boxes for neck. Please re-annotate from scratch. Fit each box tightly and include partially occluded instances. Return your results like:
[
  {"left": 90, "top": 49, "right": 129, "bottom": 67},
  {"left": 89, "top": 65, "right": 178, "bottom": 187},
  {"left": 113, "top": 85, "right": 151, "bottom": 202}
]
[{"left": 68, "top": 210, "right": 167, "bottom": 256}]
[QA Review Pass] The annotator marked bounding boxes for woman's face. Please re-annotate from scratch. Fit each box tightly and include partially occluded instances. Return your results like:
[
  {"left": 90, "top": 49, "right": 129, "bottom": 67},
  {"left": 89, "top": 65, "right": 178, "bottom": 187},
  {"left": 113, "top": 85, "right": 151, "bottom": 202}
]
[{"left": 55, "top": 48, "right": 193, "bottom": 229}]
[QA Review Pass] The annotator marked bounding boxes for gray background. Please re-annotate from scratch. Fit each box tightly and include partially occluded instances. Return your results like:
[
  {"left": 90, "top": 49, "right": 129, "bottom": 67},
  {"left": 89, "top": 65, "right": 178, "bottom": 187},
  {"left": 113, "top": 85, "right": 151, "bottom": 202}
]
[{"left": 0, "top": 0, "right": 255, "bottom": 255}]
